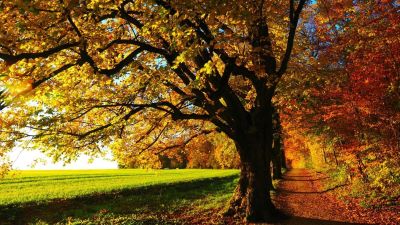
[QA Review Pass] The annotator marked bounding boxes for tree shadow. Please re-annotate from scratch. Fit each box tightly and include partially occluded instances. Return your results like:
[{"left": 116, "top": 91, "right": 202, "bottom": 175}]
[
  {"left": 270, "top": 216, "right": 370, "bottom": 225},
  {"left": 282, "top": 177, "right": 329, "bottom": 182},
  {"left": 283, "top": 175, "right": 313, "bottom": 178},
  {"left": 277, "top": 183, "right": 348, "bottom": 194}
]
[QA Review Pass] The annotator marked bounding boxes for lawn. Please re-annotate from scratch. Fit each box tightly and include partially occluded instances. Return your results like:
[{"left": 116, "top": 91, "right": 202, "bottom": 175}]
[
  {"left": 0, "top": 169, "right": 239, "bottom": 206},
  {"left": 0, "top": 169, "right": 240, "bottom": 224}
]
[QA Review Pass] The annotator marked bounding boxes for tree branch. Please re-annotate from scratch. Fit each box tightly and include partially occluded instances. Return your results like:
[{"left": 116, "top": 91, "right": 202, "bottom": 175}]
[
  {"left": 155, "top": 129, "right": 216, "bottom": 155},
  {"left": 32, "top": 61, "right": 81, "bottom": 88},
  {"left": 278, "top": 0, "right": 307, "bottom": 76},
  {"left": 138, "top": 122, "right": 170, "bottom": 154},
  {"left": 0, "top": 42, "right": 79, "bottom": 64},
  {"left": 0, "top": 89, "right": 6, "bottom": 111}
]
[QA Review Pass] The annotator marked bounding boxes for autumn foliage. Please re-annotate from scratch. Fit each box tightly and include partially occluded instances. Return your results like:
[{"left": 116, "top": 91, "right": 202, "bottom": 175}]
[{"left": 277, "top": 0, "right": 400, "bottom": 206}]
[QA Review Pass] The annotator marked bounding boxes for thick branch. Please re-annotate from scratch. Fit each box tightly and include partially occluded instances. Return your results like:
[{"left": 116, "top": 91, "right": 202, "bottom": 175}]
[
  {"left": 99, "top": 39, "right": 169, "bottom": 56},
  {"left": 278, "top": 0, "right": 307, "bottom": 76},
  {"left": 79, "top": 46, "right": 144, "bottom": 77},
  {"left": 0, "top": 42, "right": 79, "bottom": 64},
  {"left": 118, "top": 4, "right": 144, "bottom": 28},
  {"left": 66, "top": 12, "right": 82, "bottom": 37}
]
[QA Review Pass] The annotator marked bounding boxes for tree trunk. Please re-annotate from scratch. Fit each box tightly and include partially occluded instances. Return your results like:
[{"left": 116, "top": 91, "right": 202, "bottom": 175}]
[
  {"left": 224, "top": 163, "right": 249, "bottom": 219},
  {"left": 356, "top": 154, "right": 368, "bottom": 182},
  {"left": 225, "top": 106, "right": 283, "bottom": 222},
  {"left": 281, "top": 144, "right": 287, "bottom": 169},
  {"left": 272, "top": 137, "right": 283, "bottom": 179},
  {"left": 333, "top": 147, "right": 339, "bottom": 166},
  {"left": 269, "top": 160, "right": 275, "bottom": 190},
  {"left": 226, "top": 143, "right": 277, "bottom": 222},
  {"left": 244, "top": 154, "right": 275, "bottom": 222},
  {"left": 271, "top": 105, "right": 283, "bottom": 179}
]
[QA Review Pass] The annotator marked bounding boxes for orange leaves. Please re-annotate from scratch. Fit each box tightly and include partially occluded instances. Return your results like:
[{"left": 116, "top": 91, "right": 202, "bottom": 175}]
[{"left": 276, "top": 2, "right": 399, "bottom": 189}]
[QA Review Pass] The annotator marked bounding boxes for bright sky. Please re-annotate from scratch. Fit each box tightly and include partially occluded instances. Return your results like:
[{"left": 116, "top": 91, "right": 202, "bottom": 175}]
[{"left": 8, "top": 148, "right": 118, "bottom": 170}]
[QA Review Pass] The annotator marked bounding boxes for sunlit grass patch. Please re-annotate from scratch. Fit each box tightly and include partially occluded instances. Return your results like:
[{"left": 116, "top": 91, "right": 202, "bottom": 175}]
[
  {"left": 0, "top": 169, "right": 238, "bottom": 206},
  {"left": 0, "top": 170, "right": 239, "bottom": 225}
]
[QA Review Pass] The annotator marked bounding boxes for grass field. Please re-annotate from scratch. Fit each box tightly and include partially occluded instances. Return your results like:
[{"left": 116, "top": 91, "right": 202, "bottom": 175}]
[
  {"left": 0, "top": 169, "right": 239, "bottom": 224},
  {"left": 0, "top": 169, "right": 238, "bottom": 206}
]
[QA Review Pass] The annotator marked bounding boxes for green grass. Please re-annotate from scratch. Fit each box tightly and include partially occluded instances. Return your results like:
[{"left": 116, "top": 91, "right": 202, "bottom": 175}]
[
  {"left": 0, "top": 169, "right": 238, "bottom": 207},
  {"left": 0, "top": 169, "right": 239, "bottom": 225}
]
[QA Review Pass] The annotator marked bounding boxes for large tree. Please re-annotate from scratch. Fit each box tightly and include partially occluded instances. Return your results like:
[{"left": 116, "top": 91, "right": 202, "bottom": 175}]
[{"left": 0, "top": 0, "right": 306, "bottom": 221}]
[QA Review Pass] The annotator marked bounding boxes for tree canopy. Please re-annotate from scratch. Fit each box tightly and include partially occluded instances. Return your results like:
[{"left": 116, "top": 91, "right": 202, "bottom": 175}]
[{"left": 0, "top": 0, "right": 303, "bottom": 161}]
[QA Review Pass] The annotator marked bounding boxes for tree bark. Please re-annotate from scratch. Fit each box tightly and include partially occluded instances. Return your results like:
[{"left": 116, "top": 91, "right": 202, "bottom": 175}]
[
  {"left": 271, "top": 106, "right": 283, "bottom": 179},
  {"left": 333, "top": 147, "right": 339, "bottom": 166},
  {"left": 225, "top": 105, "right": 284, "bottom": 222},
  {"left": 281, "top": 144, "right": 287, "bottom": 169},
  {"left": 272, "top": 137, "right": 283, "bottom": 179},
  {"left": 322, "top": 147, "right": 327, "bottom": 163},
  {"left": 224, "top": 162, "right": 249, "bottom": 217}
]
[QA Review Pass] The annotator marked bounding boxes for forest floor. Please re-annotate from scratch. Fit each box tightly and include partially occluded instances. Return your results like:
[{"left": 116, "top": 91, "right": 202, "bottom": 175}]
[{"left": 272, "top": 168, "right": 400, "bottom": 225}]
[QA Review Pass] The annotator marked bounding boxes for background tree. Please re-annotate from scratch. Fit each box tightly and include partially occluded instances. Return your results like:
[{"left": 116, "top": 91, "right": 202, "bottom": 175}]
[
  {"left": 113, "top": 131, "right": 240, "bottom": 169},
  {"left": 276, "top": 0, "right": 400, "bottom": 205},
  {"left": 271, "top": 106, "right": 284, "bottom": 179}
]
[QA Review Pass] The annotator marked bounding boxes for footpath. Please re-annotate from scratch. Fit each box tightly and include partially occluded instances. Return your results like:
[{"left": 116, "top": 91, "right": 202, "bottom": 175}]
[{"left": 272, "top": 168, "right": 399, "bottom": 225}]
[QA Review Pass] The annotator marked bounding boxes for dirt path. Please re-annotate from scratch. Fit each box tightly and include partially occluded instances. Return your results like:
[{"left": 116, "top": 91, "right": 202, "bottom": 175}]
[{"left": 271, "top": 168, "right": 396, "bottom": 225}]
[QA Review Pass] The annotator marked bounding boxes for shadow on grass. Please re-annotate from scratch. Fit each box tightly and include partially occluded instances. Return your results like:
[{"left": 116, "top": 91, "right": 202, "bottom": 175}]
[{"left": 0, "top": 175, "right": 238, "bottom": 225}]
